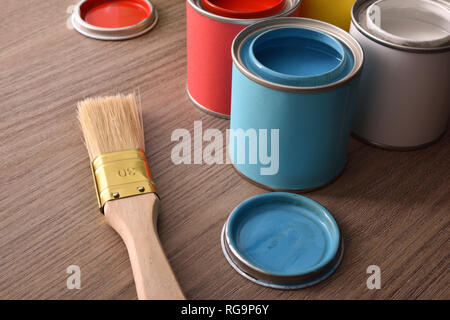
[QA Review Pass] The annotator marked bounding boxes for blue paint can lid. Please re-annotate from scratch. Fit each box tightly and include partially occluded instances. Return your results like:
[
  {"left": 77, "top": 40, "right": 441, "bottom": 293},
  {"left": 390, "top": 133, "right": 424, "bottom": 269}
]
[
  {"left": 247, "top": 27, "right": 348, "bottom": 87},
  {"left": 221, "top": 192, "right": 343, "bottom": 289}
]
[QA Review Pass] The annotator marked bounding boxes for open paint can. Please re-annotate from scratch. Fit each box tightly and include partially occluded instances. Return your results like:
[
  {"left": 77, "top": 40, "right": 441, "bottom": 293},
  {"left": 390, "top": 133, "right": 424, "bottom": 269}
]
[
  {"left": 186, "top": 0, "right": 302, "bottom": 118},
  {"left": 299, "top": 0, "right": 357, "bottom": 31},
  {"left": 72, "top": 0, "right": 158, "bottom": 40},
  {"left": 230, "top": 18, "right": 363, "bottom": 191},
  {"left": 200, "top": 0, "right": 286, "bottom": 19},
  {"left": 221, "top": 193, "right": 343, "bottom": 289},
  {"left": 350, "top": 0, "right": 450, "bottom": 150}
]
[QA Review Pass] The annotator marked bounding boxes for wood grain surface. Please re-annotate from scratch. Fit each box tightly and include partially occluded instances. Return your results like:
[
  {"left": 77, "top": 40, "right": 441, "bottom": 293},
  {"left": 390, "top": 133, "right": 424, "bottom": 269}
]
[{"left": 0, "top": 0, "right": 449, "bottom": 300}]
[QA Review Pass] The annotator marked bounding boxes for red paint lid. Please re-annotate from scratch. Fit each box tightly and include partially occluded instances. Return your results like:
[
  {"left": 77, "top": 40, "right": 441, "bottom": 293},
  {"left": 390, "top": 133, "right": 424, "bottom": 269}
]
[
  {"left": 201, "top": 0, "right": 286, "bottom": 19},
  {"left": 72, "top": 0, "right": 158, "bottom": 40}
]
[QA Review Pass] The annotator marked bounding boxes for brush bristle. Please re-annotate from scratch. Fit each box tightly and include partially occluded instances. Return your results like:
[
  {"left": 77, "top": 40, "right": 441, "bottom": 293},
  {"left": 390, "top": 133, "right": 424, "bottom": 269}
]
[{"left": 77, "top": 94, "right": 145, "bottom": 161}]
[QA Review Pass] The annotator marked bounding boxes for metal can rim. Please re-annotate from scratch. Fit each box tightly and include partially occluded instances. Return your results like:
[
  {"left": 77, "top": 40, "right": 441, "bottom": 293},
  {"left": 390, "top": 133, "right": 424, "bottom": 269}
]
[
  {"left": 351, "top": 0, "right": 450, "bottom": 53},
  {"left": 232, "top": 17, "right": 364, "bottom": 93},
  {"left": 72, "top": 0, "right": 158, "bottom": 40},
  {"left": 187, "top": 0, "right": 302, "bottom": 25}
]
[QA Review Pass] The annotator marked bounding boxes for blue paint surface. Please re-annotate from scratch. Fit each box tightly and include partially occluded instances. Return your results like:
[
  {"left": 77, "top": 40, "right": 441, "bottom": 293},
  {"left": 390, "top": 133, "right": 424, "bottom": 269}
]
[
  {"left": 249, "top": 28, "right": 346, "bottom": 86},
  {"left": 255, "top": 37, "right": 341, "bottom": 75},
  {"left": 227, "top": 193, "right": 340, "bottom": 276},
  {"left": 243, "top": 27, "right": 353, "bottom": 87}
]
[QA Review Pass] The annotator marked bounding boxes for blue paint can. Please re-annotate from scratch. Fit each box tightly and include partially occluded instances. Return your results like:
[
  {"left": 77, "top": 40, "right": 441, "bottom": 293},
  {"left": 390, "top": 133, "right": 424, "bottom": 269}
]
[
  {"left": 221, "top": 192, "right": 343, "bottom": 288},
  {"left": 230, "top": 18, "right": 364, "bottom": 191}
]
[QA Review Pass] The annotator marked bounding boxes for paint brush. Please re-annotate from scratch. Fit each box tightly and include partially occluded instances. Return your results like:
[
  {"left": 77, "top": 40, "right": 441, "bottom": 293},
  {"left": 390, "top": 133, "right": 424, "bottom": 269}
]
[{"left": 77, "top": 93, "right": 185, "bottom": 300}]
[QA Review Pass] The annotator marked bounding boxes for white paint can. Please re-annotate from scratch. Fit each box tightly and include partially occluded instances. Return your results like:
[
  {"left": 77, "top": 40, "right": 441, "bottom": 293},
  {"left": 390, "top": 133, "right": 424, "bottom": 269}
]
[{"left": 350, "top": 0, "right": 450, "bottom": 149}]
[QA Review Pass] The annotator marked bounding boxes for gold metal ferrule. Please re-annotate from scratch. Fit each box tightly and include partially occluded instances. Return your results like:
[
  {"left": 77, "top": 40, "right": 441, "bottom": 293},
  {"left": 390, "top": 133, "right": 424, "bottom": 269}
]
[{"left": 91, "top": 149, "right": 157, "bottom": 213}]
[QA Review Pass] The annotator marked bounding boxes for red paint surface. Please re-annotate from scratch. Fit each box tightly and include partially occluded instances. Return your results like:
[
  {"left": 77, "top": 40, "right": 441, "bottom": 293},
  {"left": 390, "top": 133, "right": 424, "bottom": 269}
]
[
  {"left": 80, "top": 0, "right": 151, "bottom": 28},
  {"left": 201, "top": 0, "right": 285, "bottom": 18}
]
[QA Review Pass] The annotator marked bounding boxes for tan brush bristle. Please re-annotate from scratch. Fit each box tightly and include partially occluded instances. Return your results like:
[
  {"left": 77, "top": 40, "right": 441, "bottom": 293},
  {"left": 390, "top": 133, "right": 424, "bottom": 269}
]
[{"left": 77, "top": 93, "right": 145, "bottom": 160}]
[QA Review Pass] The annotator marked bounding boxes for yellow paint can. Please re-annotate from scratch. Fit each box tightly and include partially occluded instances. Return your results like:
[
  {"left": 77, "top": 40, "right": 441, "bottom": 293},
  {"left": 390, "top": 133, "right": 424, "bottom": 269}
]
[{"left": 299, "top": 0, "right": 356, "bottom": 31}]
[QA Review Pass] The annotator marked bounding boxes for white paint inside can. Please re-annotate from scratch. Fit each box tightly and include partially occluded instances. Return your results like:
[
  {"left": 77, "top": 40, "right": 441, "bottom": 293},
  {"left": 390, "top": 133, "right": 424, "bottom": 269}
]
[{"left": 365, "top": 0, "right": 450, "bottom": 48}]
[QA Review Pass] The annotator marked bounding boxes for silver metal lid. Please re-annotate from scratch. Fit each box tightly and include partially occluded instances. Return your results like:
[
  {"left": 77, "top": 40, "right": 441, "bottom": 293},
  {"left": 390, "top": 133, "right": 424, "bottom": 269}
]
[
  {"left": 187, "top": 0, "right": 302, "bottom": 25},
  {"left": 232, "top": 17, "right": 364, "bottom": 93},
  {"left": 352, "top": 0, "right": 450, "bottom": 52},
  {"left": 72, "top": 0, "right": 158, "bottom": 41}
]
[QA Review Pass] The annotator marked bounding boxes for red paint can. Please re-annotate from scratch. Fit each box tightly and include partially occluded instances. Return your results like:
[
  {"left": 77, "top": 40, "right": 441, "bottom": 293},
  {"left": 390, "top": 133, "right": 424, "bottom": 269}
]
[{"left": 186, "top": 0, "right": 302, "bottom": 118}]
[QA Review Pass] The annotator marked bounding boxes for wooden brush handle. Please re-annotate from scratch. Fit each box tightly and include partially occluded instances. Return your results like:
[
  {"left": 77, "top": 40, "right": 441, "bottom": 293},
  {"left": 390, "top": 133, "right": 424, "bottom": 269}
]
[{"left": 104, "top": 193, "right": 185, "bottom": 300}]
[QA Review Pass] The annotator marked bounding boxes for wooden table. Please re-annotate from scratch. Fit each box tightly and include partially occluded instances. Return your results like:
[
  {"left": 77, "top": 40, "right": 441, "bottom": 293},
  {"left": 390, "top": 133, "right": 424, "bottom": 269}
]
[{"left": 1, "top": 0, "right": 449, "bottom": 300}]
